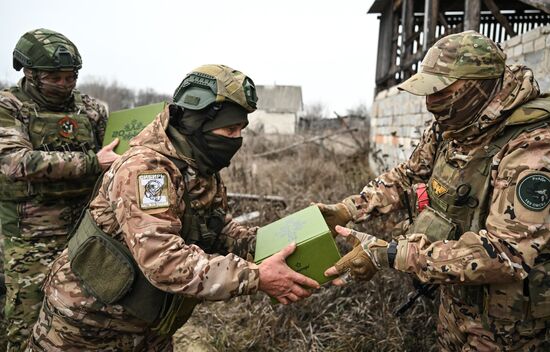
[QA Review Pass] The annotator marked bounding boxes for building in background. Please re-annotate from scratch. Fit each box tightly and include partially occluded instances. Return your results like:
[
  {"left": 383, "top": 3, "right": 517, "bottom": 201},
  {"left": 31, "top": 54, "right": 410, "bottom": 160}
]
[
  {"left": 367, "top": 0, "right": 550, "bottom": 173},
  {"left": 248, "top": 85, "right": 303, "bottom": 134}
]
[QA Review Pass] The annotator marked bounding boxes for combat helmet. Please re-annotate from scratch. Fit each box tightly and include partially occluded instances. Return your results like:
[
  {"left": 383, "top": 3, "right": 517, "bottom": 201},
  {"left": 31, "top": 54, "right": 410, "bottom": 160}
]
[
  {"left": 13, "top": 28, "right": 82, "bottom": 72},
  {"left": 398, "top": 30, "right": 506, "bottom": 96},
  {"left": 173, "top": 64, "right": 258, "bottom": 113}
]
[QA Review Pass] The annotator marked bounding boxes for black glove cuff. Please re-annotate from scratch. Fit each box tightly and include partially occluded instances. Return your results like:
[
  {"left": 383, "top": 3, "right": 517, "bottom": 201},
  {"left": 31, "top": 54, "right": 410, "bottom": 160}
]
[{"left": 387, "top": 240, "right": 398, "bottom": 268}]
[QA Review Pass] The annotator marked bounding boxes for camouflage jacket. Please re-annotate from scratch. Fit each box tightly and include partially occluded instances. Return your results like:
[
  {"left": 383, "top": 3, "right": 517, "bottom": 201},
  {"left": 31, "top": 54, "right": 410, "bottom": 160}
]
[
  {"left": 41, "top": 108, "right": 259, "bottom": 331},
  {"left": 0, "top": 82, "right": 105, "bottom": 182},
  {"left": 355, "top": 96, "right": 550, "bottom": 328},
  {"left": 0, "top": 82, "right": 107, "bottom": 238}
]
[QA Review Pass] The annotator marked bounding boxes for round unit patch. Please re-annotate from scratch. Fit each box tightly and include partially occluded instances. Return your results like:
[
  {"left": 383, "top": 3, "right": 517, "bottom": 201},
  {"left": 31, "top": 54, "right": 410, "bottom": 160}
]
[
  {"left": 516, "top": 173, "right": 550, "bottom": 211},
  {"left": 58, "top": 115, "right": 79, "bottom": 138}
]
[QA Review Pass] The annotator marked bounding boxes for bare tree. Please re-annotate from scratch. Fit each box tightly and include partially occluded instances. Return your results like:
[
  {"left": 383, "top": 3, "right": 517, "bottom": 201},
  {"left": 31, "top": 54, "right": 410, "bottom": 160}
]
[
  {"left": 346, "top": 103, "right": 369, "bottom": 119},
  {"left": 135, "top": 88, "right": 171, "bottom": 107},
  {"left": 303, "top": 102, "right": 329, "bottom": 120},
  {"left": 78, "top": 78, "right": 135, "bottom": 111}
]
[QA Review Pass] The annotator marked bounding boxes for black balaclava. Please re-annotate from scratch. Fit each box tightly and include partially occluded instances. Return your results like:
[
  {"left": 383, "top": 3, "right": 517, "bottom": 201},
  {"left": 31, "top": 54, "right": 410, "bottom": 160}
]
[{"left": 170, "top": 102, "right": 248, "bottom": 176}]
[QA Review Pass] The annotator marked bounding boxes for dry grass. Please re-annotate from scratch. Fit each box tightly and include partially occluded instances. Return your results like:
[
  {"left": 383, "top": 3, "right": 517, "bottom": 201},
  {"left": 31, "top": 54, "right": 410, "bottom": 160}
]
[{"left": 174, "top": 130, "right": 438, "bottom": 352}]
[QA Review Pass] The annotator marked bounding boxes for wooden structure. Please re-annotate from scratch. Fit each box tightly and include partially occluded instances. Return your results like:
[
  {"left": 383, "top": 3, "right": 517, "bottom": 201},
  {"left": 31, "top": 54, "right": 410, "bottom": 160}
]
[{"left": 369, "top": 0, "right": 550, "bottom": 93}]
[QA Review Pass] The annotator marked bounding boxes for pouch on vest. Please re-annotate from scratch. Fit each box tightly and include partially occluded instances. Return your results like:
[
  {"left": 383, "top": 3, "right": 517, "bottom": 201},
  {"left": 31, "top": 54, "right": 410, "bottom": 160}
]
[
  {"left": 69, "top": 210, "right": 135, "bottom": 304},
  {"left": 407, "top": 205, "right": 457, "bottom": 243},
  {"left": 68, "top": 209, "right": 192, "bottom": 328}
]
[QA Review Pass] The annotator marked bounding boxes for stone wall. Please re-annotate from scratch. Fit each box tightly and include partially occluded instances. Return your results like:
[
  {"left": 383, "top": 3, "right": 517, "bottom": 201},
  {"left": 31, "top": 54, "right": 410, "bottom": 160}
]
[{"left": 368, "top": 25, "right": 550, "bottom": 174}]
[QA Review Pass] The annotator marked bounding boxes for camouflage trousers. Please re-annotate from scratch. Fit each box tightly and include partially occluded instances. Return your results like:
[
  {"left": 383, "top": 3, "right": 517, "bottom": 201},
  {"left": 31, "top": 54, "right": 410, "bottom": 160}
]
[
  {"left": 4, "top": 235, "right": 66, "bottom": 352},
  {"left": 0, "top": 234, "right": 6, "bottom": 352},
  {"left": 29, "top": 299, "right": 173, "bottom": 352},
  {"left": 437, "top": 287, "right": 549, "bottom": 351}
]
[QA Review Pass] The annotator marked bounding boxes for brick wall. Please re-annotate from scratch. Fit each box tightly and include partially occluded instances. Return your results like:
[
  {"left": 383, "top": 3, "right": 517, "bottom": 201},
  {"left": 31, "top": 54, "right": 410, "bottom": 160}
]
[{"left": 368, "top": 25, "right": 550, "bottom": 174}]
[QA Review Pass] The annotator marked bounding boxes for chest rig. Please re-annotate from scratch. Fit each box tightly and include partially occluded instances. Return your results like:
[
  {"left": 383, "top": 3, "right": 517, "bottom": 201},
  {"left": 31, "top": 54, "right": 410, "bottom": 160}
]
[
  {"left": 14, "top": 89, "right": 98, "bottom": 153},
  {"left": 0, "top": 87, "right": 99, "bottom": 202},
  {"left": 173, "top": 157, "right": 227, "bottom": 254},
  {"left": 68, "top": 149, "right": 228, "bottom": 337},
  {"left": 408, "top": 94, "right": 550, "bottom": 320}
]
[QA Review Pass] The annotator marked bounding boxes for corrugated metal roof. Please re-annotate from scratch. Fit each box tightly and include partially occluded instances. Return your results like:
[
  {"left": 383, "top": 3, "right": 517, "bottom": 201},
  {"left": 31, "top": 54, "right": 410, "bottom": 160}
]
[{"left": 256, "top": 85, "right": 303, "bottom": 113}]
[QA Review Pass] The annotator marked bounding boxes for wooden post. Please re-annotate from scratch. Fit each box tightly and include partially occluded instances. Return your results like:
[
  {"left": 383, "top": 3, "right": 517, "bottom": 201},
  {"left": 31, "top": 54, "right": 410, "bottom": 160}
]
[
  {"left": 400, "top": 0, "right": 414, "bottom": 79},
  {"left": 423, "top": 0, "right": 440, "bottom": 51},
  {"left": 464, "top": 0, "right": 481, "bottom": 31},
  {"left": 483, "top": 0, "right": 516, "bottom": 37},
  {"left": 374, "top": 0, "right": 394, "bottom": 91}
]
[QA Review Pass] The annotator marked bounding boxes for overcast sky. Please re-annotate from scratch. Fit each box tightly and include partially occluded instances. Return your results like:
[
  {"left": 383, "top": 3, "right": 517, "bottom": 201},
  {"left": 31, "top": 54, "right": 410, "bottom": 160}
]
[{"left": 0, "top": 0, "right": 379, "bottom": 115}]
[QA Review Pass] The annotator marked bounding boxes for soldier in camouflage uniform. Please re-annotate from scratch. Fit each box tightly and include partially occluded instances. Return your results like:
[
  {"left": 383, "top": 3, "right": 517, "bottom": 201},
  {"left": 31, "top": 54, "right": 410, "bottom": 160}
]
[
  {"left": 28, "top": 64, "right": 319, "bottom": 351},
  {"left": 0, "top": 28, "right": 120, "bottom": 351},
  {"left": 319, "top": 31, "right": 550, "bottom": 351}
]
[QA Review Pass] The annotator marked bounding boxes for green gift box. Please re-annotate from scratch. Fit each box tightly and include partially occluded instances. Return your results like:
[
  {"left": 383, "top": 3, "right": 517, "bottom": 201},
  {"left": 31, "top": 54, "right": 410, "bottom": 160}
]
[
  {"left": 254, "top": 205, "right": 341, "bottom": 285},
  {"left": 103, "top": 102, "right": 165, "bottom": 154}
]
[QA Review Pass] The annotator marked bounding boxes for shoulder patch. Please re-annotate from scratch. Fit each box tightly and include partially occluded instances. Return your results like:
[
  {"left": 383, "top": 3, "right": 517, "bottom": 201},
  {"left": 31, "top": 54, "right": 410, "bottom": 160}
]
[
  {"left": 516, "top": 173, "right": 550, "bottom": 211},
  {"left": 137, "top": 171, "right": 170, "bottom": 210}
]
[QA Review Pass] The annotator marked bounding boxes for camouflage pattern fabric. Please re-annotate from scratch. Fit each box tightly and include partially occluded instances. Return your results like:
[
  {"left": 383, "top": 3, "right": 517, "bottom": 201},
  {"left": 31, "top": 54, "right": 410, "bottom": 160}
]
[
  {"left": 348, "top": 63, "right": 550, "bottom": 350},
  {"left": 0, "top": 241, "right": 5, "bottom": 352},
  {"left": 13, "top": 28, "right": 82, "bottom": 72},
  {"left": 398, "top": 30, "right": 506, "bottom": 96},
  {"left": 0, "top": 84, "right": 105, "bottom": 182},
  {"left": 4, "top": 236, "right": 65, "bottom": 350},
  {"left": 0, "top": 81, "right": 107, "bottom": 351},
  {"left": 174, "top": 64, "right": 258, "bottom": 113},
  {"left": 30, "top": 108, "right": 259, "bottom": 351}
]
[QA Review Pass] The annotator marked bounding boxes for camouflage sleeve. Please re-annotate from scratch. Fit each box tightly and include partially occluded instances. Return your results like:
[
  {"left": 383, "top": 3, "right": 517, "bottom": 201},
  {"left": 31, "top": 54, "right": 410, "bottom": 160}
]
[
  {"left": 110, "top": 154, "right": 260, "bottom": 301},
  {"left": 220, "top": 215, "right": 258, "bottom": 259},
  {"left": 81, "top": 94, "right": 108, "bottom": 146},
  {"left": 0, "top": 93, "right": 101, "bottom": 181},
  {"left": 352, "top": 121, "right": 440, "bottom": 221},
  {"left": 395, "top": 128, "right": 550, "bottom": 285}
]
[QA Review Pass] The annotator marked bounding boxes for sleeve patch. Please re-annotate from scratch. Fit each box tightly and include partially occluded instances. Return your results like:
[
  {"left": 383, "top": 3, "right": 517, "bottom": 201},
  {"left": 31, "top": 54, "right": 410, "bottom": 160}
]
[
  {"left": 516, "top": 173, "right": 550, "bottom": 211},
  {"left": 137, "top": 172, "right": 170, "bottom": 210}
]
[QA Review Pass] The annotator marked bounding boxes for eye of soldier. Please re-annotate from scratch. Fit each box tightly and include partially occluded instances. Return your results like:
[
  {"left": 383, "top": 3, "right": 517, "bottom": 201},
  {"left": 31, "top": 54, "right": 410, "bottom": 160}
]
[
  {"left": 212, "top": 123, "right": 246, "bottom": 138},
  {"left": 43, "top": 72, "right": 76, "bottom": 85}
]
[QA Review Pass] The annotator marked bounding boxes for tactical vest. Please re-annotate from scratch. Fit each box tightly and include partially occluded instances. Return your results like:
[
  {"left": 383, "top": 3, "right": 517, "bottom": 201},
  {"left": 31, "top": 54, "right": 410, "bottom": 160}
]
[
  {"left": 408, "top": 94, "right": 550, "bottom": 321},
  {"left": 0, "top": 87, "right": 101, "bottom": 237},
  {"left": 68, "top": 149, "right": 227, "bottom": 336}
]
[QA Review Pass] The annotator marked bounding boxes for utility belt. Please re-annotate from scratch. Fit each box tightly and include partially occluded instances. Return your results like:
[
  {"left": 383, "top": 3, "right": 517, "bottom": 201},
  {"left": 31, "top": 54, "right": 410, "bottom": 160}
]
[{"left": 68, "top": 210, "right": 200, "bottom": 335}]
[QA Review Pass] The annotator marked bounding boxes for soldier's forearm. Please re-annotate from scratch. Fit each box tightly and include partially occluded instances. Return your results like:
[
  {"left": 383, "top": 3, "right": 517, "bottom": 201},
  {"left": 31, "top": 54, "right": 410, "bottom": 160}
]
[
  {"left": 1, "top": 148, "right": 100, "bottom": 181},
  {"left": 395, "top": 231, "right": 529, "bottom": 285}
]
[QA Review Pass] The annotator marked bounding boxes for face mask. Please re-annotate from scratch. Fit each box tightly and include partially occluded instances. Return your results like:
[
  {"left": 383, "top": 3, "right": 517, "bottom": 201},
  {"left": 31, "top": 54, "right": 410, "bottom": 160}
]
[
  {"left": 22, "top": 69, "right": 76, "bottom": 110},
  {"left": 189, "top": 132, "right": 243, "bottom": 176},
  {"left": 39, "top": 79, "right": 76, "bottom": 105},
  {"left": 426, "top": 78, "right": 499, "bottom": 130}
]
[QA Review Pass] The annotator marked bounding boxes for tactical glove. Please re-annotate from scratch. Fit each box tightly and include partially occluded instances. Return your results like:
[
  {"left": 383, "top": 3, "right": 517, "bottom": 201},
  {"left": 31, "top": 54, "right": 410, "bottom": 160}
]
[
  {"left": 316, "top": 196, "right": 359, "bottom": 236},
  {"left": 333, "top": 227, "right": 389, "bottom": 281}
]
